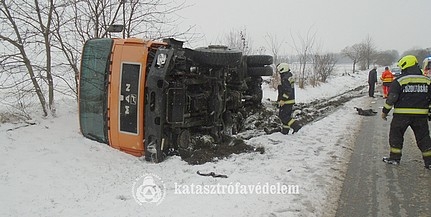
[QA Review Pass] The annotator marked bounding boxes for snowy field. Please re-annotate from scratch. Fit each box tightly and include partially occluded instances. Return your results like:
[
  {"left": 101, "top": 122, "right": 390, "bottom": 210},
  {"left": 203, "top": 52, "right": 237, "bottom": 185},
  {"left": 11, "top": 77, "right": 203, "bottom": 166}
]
[{"left": 0, "top": 66, "right": 378, "bottom": 217}]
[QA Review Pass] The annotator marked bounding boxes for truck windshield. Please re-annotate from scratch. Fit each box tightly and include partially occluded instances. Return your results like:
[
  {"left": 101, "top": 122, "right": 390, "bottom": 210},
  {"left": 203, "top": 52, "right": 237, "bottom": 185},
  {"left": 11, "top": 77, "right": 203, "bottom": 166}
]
[{"left": 79, "top": 38, "right": 113, "bottom": 143}]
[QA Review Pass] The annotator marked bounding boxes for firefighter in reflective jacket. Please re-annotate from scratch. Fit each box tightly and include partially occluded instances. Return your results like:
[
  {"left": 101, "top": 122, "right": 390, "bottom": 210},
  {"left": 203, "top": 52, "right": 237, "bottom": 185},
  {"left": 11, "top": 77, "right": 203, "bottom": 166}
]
[
  {"left": 276, "top": 63, "right": 302, "bottom": 134},
  {"left": 380, "top": 66, "right": 394, "bottom": 98},
  {"left": 381, "top": 55, "right": 431, "bottom": 170}
]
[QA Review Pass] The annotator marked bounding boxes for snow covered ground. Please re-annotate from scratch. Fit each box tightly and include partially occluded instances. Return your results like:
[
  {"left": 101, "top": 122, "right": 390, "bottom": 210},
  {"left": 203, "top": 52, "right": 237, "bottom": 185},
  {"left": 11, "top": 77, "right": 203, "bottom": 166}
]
[{"left": 0, "top": 66, "right": 378, "bottom": 217}]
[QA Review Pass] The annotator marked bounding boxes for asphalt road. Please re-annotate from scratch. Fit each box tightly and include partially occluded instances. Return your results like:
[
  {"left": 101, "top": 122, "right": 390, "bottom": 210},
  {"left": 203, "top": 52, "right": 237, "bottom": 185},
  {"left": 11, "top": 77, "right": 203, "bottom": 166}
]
[{"left": 335, "top": 96, "right": 431, "bottom": 217}]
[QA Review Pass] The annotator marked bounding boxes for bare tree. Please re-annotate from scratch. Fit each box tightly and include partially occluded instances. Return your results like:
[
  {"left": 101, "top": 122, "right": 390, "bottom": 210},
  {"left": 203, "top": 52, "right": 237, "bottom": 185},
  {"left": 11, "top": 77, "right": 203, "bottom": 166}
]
[
  {"left": 224, "top": 27, "right": 253, "bottom": 55},
  {"left": 375, "top": 50, "right": 399, "bottom": 67},
  {"left": 64, "top": 0, "right": 193, "bottom": 93},
  {"left": 122, "top": 0, "right": 190, "bottom": 39},
  {"left": 52, "top": 3, "right": 82, "bottom": 96},
  {"left": 312, "top": 53, "right": 337, "bottom": 83},
  {"left": 358, "top": 35, "right": 377, "bottom": 70},
  {"left": 291, "top": 28, "right": 317, "bottom": 88},
  {"left": 264, "top": 33, "right": 284, "bottom": 89},
  {"left": 264, "top": 33, "right": 283, "bottom": 65},
  {"left": 35, "top": 0, "right": 56, "bottom": 112},
  {"left": 1, "top": 0, "right": 195, "bottom": 118},
  {"left": 0, "top": 0, "right": 50, "bottom": 116},
  {"left": 342, "top": 43, "right": 363, "bottom": 74}
]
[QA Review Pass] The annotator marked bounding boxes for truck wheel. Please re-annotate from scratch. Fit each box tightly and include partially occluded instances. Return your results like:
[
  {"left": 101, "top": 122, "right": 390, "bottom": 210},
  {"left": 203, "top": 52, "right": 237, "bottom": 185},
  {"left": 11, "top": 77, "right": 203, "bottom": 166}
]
[
  {"left": 248, "top": 65, "right": 274, "bottom": 76},
  {"left": 252, "top": 89, "right": 263, "bottom": 104},
  {"left": 177, "top": 130, "right": 191, "bottom": 149},
  {"left": 246, "top": 55, "right": 273, "bottom": 66},
  {"left": 246, "top": 76, "right": 263, "bottom": 105},
  {"left": 191, "top": 45, "right": 242, "bottom": 66}
]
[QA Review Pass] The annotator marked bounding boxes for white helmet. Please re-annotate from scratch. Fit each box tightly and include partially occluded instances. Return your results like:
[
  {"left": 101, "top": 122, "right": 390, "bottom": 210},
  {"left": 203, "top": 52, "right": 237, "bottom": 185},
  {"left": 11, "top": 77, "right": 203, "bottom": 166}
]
[{"left": 277, "top": 63, "right": 290, "bottom": 73}]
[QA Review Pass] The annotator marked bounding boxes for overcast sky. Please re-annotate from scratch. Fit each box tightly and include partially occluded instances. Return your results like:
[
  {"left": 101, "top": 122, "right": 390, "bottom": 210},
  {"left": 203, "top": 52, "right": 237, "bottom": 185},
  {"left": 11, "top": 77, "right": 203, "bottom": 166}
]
[{"left": 177, "top": 0, "right": 430, "bottom": 55}]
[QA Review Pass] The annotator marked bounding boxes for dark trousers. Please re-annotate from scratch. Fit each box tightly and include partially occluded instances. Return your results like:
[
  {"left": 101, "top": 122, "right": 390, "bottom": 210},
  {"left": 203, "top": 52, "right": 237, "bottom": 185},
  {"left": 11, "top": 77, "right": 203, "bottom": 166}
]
[
  {"left": 279, "top": 104, "right": 293, "bottom": 126},
  {"left": 279, "top": 104, "right": 300, "bottom": 131},
  {"left": 388, "top": 115, "right": 431, "bottom": 165},
  {"left": 368, "top": 82, "right": 375, "bottom": 97}
]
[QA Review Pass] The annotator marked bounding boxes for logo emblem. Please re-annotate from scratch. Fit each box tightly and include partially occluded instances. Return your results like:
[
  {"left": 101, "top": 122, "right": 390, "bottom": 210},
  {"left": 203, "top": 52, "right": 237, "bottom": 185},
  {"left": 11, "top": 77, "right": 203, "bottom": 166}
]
[{"left": 132, "top": 173, "right": 166, "bottom": 205}]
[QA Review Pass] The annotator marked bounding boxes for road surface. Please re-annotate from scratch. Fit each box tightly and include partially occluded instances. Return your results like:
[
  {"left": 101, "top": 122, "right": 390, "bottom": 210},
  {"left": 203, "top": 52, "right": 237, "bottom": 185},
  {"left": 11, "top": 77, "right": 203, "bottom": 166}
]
[{"left": 336, "top": 96, "right": 431, "bottom": 217}]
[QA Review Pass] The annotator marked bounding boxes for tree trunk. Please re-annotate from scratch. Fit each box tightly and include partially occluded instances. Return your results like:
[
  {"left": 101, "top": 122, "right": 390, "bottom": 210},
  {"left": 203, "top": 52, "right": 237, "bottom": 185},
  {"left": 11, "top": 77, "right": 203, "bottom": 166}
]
[
  {"left": 36, "top": 0, "right": 55, "bottom": 115},
  {"left": 352, "top": 60, "right": 357, "bottom": 74},
  {"left": 22, "top": 48, "right": 49, "bottom": 117},
  {"left": 45, "top": 38, "right": 55, "bottom": 113}
]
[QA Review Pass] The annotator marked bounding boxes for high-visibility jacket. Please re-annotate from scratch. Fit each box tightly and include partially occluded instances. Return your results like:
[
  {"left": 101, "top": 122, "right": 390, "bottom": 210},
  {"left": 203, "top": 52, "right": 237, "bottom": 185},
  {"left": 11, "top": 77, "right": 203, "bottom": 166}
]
[
  {"left": 277, "top": 71, "right": 295, "bottom": 105},
  {"left": 383, "top": 65, "right": 431, "bottom": 116},
  {"left": 380, "top": 69, "right": 394, "bottom": 86}
]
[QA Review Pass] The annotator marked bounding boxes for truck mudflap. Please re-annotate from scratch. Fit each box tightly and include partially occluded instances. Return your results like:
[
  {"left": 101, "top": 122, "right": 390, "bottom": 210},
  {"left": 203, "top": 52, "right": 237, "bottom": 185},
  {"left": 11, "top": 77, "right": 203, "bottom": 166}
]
[{"left": 144, "top": 48, "right": 174, "bottom": 162}]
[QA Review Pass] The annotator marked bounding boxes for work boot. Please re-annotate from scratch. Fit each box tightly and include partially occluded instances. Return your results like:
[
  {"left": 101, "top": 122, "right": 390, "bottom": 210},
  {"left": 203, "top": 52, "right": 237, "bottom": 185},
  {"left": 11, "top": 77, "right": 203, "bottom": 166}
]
[
  {"left": 281, "top": 127, "right": 290, "bottom": 135},
  {"left": 291, "top": 122, "right": 302, "bottom": 134},
  {"left": 382, "top": 157, "right": 400, "bottom": 165},
  {"left": 425, "top": 165, "right": 431, "bottom": 170}
]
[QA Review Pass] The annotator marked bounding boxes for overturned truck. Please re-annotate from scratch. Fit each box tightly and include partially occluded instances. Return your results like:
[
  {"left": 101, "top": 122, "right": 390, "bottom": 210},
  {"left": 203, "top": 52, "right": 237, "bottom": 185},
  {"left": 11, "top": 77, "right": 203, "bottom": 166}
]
[{"left": 79, "top": 38, "right": 273, "bottom": 162}]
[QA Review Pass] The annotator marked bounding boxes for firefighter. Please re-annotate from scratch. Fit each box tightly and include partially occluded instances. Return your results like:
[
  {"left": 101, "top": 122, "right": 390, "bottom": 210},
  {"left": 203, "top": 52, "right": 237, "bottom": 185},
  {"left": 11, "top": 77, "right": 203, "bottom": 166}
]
[
  {"left": 276, "top": 63, "right": 302, "bottom": 134},
  {"left": 381, "top": 55, "right": 431, "bottom": 170},
  {"left": 380, "top": 66, "right": 394, "bottom": 98}
]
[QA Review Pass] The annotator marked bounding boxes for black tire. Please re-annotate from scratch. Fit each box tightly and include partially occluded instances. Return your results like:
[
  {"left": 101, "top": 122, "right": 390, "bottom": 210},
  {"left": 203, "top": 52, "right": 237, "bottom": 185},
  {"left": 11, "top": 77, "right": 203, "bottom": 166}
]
[
  {"left": 248, "top": 65, "right": 274, "bottom": 76},
  {"left": 252, "top": 89, "right": 263, "bottom": 104},
  {"left": 191, "top": 45, "right": 242, "bottom": 66},
  {"left": 245, "top": 77, "right": 263, "bottom": 105},
  {"left": 246, "top": 55, "right": 273, "bottom": 66},
  {"left": 177, "top": 130, "right": 191, "bottom": 149}
]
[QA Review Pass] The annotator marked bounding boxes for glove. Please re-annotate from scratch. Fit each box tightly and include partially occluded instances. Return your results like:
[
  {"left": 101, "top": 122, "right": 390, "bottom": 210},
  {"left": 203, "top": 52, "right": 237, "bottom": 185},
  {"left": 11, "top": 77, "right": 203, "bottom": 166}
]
[
  {"left": 278, "top": 101, "right": 285, "bottom": 107},
  {"left": 381, "top": 112, "right": 387, "bottom": 121}
]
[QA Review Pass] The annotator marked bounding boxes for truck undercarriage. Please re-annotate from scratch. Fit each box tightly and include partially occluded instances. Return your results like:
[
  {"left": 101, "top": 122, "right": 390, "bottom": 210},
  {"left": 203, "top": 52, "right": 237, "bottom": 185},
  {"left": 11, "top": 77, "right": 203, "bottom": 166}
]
[{"left": 79, "top": 38, "right": 273, "bottom": 163}]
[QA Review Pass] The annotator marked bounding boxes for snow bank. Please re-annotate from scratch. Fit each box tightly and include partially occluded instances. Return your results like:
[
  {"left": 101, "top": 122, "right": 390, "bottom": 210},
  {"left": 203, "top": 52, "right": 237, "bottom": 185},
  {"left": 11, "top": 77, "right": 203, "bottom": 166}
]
[{"left": 0, "top": 68, "right": 373, "bottom": 216}]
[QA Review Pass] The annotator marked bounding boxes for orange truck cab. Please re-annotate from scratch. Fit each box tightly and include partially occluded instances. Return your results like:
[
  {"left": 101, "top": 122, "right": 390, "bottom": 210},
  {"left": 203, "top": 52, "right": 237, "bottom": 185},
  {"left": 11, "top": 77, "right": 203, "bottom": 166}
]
[
  {"left": 79, "top": 38, "right": 165, "bottom": 157},
  {"left": 79, "top": 37, "right": 273, "bottom": 162}
]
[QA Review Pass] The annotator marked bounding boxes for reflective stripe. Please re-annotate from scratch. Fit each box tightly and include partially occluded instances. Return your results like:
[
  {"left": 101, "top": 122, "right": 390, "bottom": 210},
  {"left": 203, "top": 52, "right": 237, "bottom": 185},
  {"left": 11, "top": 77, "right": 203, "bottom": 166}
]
[
  {"left": 282, "top": 125, "right": 290, "bottom": 129},
  {"left": 397, "top": 75, "right": 431, "bottom": 85},
  {"left": 384, "top": 103, "right": 392, "bottom": 110},
  {"left": 390, "top": 147, "right": 402, "bottom": 154},
  {"left": 423, "top": 150, "right": 431, "bottom": 157},
  {"left": 280, "top": 99, "right": 295, "bottom": 104},
  {"left": 287, "top": 119, "right": 296, "bottom": 127},
  {"left": 393, "top": 108, "right": 429, "bottom": 114},
  {"left": 282, "top": 93, "right": 289, "bottom": 99},
  {"left": 381, "top": 78, "right": 393, "bottom": 82}
]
